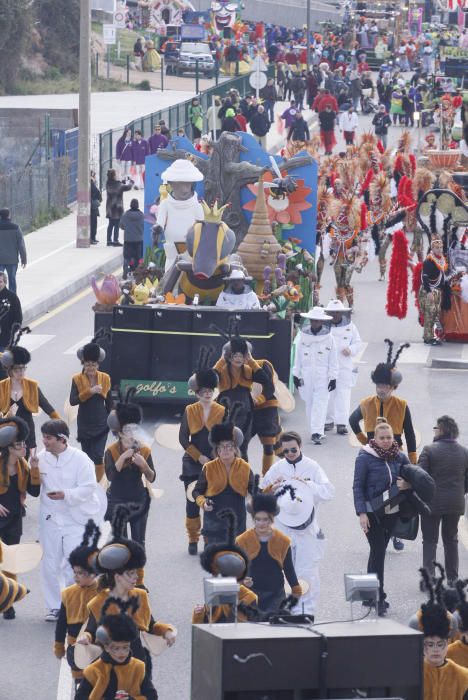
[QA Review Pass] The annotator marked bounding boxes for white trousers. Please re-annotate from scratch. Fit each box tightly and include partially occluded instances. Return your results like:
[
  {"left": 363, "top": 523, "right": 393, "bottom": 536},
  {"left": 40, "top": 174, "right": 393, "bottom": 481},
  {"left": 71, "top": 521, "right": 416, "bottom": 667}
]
[
  {"left": 119, "top": 159, "right": 131, "bottom": 180},
  {"left": 326, "top": 379, "right": 352, "bottom": 425},
  {"left": 39, "top": 514, "right": 83, "bottom": 611},
  {"left": 134, "top": 164, "right": 145, "bottom": 189},
  {"left": 299, "top": 379, "right": 329, "bottom": 436},
  {"left": 276, "top": 522, "right": 324, "bottom": 615}
]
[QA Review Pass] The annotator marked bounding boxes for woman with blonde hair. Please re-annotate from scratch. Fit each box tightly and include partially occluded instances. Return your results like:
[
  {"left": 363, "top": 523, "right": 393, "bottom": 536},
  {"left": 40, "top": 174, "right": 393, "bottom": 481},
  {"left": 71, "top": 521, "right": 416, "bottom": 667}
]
[{"left": 353, "top": 418, "right": 415, "bottom": 615}]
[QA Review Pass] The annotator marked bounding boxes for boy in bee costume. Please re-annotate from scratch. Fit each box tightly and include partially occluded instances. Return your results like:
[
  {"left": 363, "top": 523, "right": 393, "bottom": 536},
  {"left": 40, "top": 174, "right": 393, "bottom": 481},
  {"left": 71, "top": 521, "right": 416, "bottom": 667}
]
[
  {"left": 179, "top": 348, "right": 225, "bottom": 555},
  {"left": 54, "top": 520, "right": 101, "bottom": 684},
  {"left": 192, "top": 508, "right": 258, "bottom": 624},
  {"left": 75, "top": 596, "right": 158, "bottom": 699},
  {"left": 417, "top": 567, "right": 468, "bottom": 700}
]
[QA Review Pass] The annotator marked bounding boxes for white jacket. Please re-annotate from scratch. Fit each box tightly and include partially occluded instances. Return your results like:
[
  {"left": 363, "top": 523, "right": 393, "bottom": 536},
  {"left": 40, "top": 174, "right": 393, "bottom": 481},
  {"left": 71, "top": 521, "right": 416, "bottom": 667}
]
[
  {"left": 38, "top": 446, "right": 104, "bottom": 527},
  {"left": 216, "top": 289, "right": 260, "bottom": 309},
  {"left": 330, "top": 319, "right": 362, "bottom": 372},
  {"left": 293, "top": 328, "right": 338, "bottom": 385},
  {"left": 339, "top": 111, "right": 359, "bottom": 132}
]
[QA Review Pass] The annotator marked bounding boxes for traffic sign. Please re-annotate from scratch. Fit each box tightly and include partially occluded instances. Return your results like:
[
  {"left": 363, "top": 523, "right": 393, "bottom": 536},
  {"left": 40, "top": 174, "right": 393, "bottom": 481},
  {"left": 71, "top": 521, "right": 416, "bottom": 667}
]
[
  {"left": 103, "top": 24, "right": 117, "bottom": 44},
  {"left": 114, "top": 9, "right": 126, "bottom": 28},
  {"left": 249, "top": 71, "right": 267, "bottom": 90},
  {"left": 251, "top": 55, "right": 268, "bottom": 72}
]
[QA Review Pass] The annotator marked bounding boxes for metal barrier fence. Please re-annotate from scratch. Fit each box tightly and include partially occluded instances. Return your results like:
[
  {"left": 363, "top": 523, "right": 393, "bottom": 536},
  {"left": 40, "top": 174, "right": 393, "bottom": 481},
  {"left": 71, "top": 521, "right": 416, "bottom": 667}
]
[
  {"left": 98, "top": 64, "right": 275, "bottom": 186},
  {"left": 0, "top": 158, "right": 70, "bottom": 233}
]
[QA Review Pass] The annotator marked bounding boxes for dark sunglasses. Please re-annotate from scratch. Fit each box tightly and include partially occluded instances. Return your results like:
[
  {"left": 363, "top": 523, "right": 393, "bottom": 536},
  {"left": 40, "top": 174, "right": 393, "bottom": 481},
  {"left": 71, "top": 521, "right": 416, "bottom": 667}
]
[{"left": 282, "top": 447, "right": 298, "bottom": 454}]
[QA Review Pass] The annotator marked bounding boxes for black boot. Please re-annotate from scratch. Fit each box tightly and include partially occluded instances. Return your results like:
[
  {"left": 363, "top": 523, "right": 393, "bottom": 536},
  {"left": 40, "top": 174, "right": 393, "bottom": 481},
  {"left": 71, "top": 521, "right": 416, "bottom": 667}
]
[{"left": 188, "top": 542, "right": 198, "bottom": 555}]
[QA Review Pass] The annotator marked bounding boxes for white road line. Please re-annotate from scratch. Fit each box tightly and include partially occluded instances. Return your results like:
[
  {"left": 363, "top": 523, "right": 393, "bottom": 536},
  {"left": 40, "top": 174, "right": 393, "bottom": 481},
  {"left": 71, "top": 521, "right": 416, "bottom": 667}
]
[
  {"left": 64, "top": 336, "right": 93, "bottom": 355},
  {"left": 56, "top": 658, "right": 73, "bottom": 700},
  {"left": 461, "top": 346, "right": 468, "bottom": 362},
  {"left": 19, "top": 334, "right": 55, "bottom": 352},
  {"left": 396, "top": 344, "right": 430, "bottom": 365},
  {"left": 19, "top": 222, "right": 108, "bottom": 271}
]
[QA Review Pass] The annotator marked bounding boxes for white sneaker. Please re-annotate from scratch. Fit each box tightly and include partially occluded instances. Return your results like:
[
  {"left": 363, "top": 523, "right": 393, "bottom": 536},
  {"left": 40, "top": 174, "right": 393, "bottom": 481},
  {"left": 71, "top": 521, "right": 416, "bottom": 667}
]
[{"left": 45, "top": 609, "right": 59, "bottom": 622}]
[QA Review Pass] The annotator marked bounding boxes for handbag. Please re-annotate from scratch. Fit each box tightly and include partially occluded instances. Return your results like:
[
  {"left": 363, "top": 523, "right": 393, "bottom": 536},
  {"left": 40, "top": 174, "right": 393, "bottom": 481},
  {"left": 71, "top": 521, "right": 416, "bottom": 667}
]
[{"left": 391, "top": 514, "right": 419, "bottom": 541}]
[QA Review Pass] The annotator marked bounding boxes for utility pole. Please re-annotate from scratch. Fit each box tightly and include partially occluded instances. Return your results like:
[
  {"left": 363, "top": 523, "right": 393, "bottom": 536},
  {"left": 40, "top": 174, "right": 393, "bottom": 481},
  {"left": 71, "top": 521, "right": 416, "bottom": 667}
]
[
  {"left": 306, "top": 0, "right": 311, "bottom": 71},
  {"left": 76, "top": 0, "right": 91, "bottom": 248}
]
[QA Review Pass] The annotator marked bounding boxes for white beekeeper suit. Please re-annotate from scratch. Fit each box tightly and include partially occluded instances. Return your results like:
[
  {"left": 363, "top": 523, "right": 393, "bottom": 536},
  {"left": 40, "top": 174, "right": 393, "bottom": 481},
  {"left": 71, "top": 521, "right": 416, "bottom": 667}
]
[
  {"left": 325, "top": 300, "right": 362, "bottom": 431},
  {"left": 38, "top": 444, "right": 106, "bottom": 612},
  {"left": 293, "top": 307, "right": 338, "bottom": 441},
  {"left": 261, "top": 453, "right": 335, "bottom": 614},
  {"left": 216, "top": 269, "right": 260, "bottom": 310}
]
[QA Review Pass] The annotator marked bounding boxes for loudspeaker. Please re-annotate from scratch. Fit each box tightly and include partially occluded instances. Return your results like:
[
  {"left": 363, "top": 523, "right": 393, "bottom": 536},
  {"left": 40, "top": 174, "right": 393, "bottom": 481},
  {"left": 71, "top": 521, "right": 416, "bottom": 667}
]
[
  {"left": 191, "top": 621, "right": 423, "bottom": 700},
  {"left": 152, "top": 307, "right": 193, "bottom": 380},
  {"left": 111, "top": 306, "right": 153, "bottom": 382}
]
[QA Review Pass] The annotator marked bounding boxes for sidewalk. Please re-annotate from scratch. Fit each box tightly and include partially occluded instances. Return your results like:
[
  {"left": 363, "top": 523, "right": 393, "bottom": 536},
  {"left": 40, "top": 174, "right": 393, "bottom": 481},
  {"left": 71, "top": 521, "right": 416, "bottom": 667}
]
[{"left": 17, "top": 104, "right": 305, "bottom": 324}]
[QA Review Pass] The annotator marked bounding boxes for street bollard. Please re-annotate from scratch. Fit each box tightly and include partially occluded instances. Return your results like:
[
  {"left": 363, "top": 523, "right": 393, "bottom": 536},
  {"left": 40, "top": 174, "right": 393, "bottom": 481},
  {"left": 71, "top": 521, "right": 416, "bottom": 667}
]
[
  {"left": 161, "top": 57, "right": 164, "bottom": 91},
  {"left": 107, "top": 45, "right": 110, "bottom": 80},
  {"left": 195, "top": 58, "right": 200, "bottom": 95},
  {"left": 235, "top": 60, "right": 239, "bottom": 77},
  {"left": 127, "top": 55, "right": 130, "bottom": 84},
  {"left": 96, "top": 53, "right": 99, "bottom": 79}
]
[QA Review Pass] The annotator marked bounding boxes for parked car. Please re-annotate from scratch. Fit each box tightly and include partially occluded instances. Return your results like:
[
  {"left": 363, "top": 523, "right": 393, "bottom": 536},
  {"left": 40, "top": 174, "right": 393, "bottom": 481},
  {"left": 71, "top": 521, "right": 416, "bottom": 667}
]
[{"left": 165, "top": 41, "right": 215, "bottom": 78}]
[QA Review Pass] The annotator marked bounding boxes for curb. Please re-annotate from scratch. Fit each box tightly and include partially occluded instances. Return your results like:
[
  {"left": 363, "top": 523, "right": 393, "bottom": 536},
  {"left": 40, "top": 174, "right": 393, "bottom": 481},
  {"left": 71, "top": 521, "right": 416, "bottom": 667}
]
[
  {"left": 23, "top": 251, "right": 123, "bottom": 325},
  {"left": 430, "top": 358, "right": 468, "bottom": 370}
]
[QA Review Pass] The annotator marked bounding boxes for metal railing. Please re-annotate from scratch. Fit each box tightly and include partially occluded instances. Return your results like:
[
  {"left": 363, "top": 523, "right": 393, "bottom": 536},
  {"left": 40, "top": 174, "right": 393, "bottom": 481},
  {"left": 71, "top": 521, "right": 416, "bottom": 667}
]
[
  {"left": 98, "top": 64, "right": 275, "bottom": 186},
  {"left": 0, "top": 158, "right": 71, "bottom": 233}
]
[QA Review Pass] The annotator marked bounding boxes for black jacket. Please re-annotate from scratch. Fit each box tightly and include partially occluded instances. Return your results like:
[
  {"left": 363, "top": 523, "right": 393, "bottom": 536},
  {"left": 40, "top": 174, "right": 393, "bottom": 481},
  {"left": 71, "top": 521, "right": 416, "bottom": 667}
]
[
  {"left": 0, "top": 286, "right": 22, "bottom": 349},
  {"left": 249, "top": 111, "right": 270, "bottom": 137},
  {"left": 418, "top": 439, "right": 468, "bottom": 515},
  {"left": 287, "top": 118, "right": 310, "bottom": 141},
  {"left": 372, "top": 112, "right": 392, "bottom": 135}
]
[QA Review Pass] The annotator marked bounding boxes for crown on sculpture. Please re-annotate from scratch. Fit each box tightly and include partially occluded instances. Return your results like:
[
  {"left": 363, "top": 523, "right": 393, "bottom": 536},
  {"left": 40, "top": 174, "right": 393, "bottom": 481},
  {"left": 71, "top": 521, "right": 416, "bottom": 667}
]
[{"left": 201, "top": 200, "right": 229, "bottom": 223}]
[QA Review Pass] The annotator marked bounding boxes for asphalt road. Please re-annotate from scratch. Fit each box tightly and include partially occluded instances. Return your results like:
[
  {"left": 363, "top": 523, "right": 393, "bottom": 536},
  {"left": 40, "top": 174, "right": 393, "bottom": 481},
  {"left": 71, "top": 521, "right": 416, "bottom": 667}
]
[{"left": 2, "top": 109, "right": 467, "bottom": 699}]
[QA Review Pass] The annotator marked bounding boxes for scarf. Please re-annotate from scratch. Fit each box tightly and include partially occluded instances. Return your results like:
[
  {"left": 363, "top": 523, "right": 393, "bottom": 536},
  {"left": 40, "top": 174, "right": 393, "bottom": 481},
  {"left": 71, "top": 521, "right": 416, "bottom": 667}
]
[{"left": 368, "top": 438, "right": 400, "bottom": 461}]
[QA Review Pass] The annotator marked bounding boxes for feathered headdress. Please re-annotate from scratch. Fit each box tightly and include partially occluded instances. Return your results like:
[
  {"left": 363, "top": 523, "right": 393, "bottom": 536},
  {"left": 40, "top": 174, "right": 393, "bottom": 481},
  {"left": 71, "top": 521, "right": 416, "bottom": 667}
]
[
  {"left": 209, "top": 398, "right": 244, "bottom": 448},
  {"left": 96, "top": 595, "right": 139, "bottom": 644},
  {"left": 187, "top": 346, "right": 219, "bottom": 393},
  {"left": 96, "top": 503, "right": 146, "bottom": 574},
  {"left": 200, "top": 508, "right": 249, "bottom": 581},
  {"left": 419, "top": 565, "right": 451, "bottom": 639},
  {"left": 210, "top": 317, "right": 252, "bottom": 358}
]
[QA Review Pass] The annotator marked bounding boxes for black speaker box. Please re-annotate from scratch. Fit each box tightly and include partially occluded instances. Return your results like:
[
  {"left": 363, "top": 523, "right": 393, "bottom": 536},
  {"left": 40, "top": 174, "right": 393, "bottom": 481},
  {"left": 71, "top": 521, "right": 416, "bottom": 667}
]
[
  {"left": 152, "top": 307, "right": 193, "bottom": 380},
  {"left": 191, "top": 621, "right": 423, "bottom": 700},
  {"left": 111, "top": 306, "right": 153, "bottom": 382}
]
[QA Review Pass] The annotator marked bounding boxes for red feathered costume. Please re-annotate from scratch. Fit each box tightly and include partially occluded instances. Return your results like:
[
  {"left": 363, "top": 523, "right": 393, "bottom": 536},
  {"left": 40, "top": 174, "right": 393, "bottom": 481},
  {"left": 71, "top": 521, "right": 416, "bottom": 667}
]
[{"left": 386, "top": 229, "right": 409, "bottom": 319}]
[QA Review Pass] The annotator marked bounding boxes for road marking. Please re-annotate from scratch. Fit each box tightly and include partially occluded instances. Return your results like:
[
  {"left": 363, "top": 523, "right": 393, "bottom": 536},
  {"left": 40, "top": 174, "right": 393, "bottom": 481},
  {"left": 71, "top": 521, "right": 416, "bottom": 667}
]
[
  {"left": 56, "top": 658, "right": 73, "bottom": 700},
  {"left": 461, "top": 346, "right": 468, "bottom": 362},
  {"left": 396, "top": 344, "right": 430, "bottom": 365},
  {"left": 20, "top": 334, "right": 55, "bottom": 352},
  {"left": 64, "top": 336, "right": 93, "bottom": 355}
]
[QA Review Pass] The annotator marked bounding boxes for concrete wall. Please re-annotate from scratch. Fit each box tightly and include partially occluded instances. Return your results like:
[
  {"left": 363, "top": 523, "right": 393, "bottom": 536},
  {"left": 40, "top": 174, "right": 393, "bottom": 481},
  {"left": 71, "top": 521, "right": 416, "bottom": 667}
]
[
  {"left": 194, "top": 0, "right": 341, "bottom": 29},
  {"left": 0, "top": 108, "right": 77, "bottom": 171}
]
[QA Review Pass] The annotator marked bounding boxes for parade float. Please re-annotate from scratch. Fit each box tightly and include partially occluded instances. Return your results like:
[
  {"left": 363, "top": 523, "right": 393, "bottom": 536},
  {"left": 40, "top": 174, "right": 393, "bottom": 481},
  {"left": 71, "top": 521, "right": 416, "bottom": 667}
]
[
  {"left": 92, "top": 132, "right": 317, "bottom": 403},
  {"left": 137, "top": 0, "right": 195, "bottom": 32}
]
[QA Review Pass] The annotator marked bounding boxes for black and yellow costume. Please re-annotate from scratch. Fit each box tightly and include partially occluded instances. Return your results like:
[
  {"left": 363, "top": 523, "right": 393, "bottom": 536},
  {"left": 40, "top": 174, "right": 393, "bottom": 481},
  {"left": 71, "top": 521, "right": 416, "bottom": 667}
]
[
  {"left": 213, "top": 351, "right": 273, "bottom": 460},
  {"left": 349, "top": 341, "right": 417, "bottom": 463},
  {"left": 0, "top": 377, "right": 59, "bottom": 454},
  {"left": 236, "top": 528, "right": 301, "bottom": 613},
  {"left": 424, "top": 659, "right": 468, "bottom": 700},
  {"left": 83, "top": 588, "right": 173, "bottom": 674},
  {"left": 448, "top": 641, "right": 468, "bottom": 669},
  {"left": 75, "top": 652, "right": 157, "bottom": 700},
  {"left": 192, "top": 584, "right": 258, "bottom": 623},
  {"left": 178, "top": 401, "right": 225, "bottom": 545},
  {"left": 0, "top": 417, "right": 40, "bottom": 578},
  {"left": 105, "top": 441, "right": 155, "bottom": 548},
  {"left": 252, "top": 359, "right": 282, "bottom": 475},
  {"left": 70, "top": 370, "right": 112, "bottom": 483},
  {"left": 349, "top": 395, "right": 417, "bottom": 463},
  {"left": 55, "top": 581, "right": 98, "bottom": 678},
  {"left": 193, "top": 456, "right": 254, "bottom": 543}
]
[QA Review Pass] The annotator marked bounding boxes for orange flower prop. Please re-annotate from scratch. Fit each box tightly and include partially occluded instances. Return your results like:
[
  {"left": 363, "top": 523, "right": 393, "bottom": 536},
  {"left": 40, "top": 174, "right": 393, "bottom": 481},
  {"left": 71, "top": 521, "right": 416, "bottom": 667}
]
[{"left": 243, "top": 173, "right": 312, "bottom": 225}]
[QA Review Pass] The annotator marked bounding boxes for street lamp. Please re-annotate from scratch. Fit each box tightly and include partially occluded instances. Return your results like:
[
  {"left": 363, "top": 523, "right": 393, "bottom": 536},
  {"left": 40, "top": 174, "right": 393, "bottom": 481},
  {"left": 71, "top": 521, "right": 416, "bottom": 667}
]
[
  {"left": 306, "top": 0, "right": 311, "bottom": 70},
  {"left": 76, "top": 0, "right": 91, "bottom": 249}
]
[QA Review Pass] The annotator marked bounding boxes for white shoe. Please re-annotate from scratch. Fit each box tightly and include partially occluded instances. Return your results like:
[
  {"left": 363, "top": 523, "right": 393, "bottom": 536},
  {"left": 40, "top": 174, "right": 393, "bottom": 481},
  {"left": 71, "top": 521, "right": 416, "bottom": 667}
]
[{"left": 45, "top": 609, "right": 59, "bottom": 622}]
